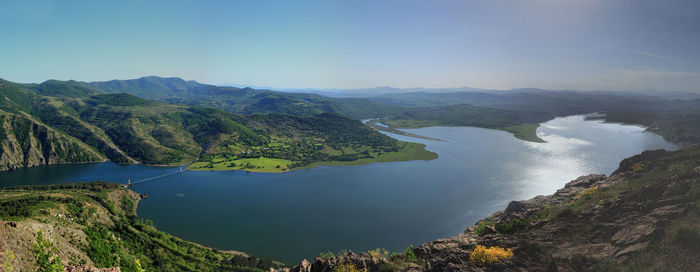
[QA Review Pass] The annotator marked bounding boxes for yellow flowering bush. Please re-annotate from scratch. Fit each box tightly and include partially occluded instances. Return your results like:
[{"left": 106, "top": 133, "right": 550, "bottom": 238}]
[
  {"left": 468, "top": 245, "right": 513, "bottom": 266},
  {"left": 631, "top": 163, "right": 645, "bottom": 172},
  {"left": 368, "top": 248, "right": 389, "bottom": 261},
  {"left": 578, "top": 187, "right": 598, "bottom": 200}
]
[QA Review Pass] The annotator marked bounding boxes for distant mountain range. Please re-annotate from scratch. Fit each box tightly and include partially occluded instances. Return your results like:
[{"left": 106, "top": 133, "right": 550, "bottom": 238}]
[
  {"left": 84, "top": 76, "right": 406, "bottom": 119},
  {"left": 222, "top": 83, "right": 700, "bottom": 100}
]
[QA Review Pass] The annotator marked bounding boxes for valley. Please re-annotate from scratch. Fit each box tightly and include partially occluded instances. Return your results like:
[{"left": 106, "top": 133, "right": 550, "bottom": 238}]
[{"left": 0, "top": 75, "right": 698, "bottom": 272}]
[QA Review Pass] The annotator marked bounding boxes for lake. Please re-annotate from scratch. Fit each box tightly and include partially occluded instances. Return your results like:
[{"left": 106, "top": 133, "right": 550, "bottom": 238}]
[{"left": 0, "top": 115, "right": 678, "bottom": 263}]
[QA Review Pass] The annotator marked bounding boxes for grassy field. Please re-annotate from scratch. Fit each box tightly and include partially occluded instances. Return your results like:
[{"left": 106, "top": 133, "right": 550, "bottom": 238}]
[{"left": 188, "top": 157, "right": 296, "bottom": 173}]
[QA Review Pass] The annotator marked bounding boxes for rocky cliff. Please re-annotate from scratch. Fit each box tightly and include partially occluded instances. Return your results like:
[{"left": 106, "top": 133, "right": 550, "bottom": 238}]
[{"left": 281, "top": 147, "right": 700, "bottom": 271}]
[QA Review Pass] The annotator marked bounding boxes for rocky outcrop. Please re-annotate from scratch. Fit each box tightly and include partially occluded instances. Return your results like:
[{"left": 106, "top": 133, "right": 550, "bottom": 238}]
[
  {"left": 280, "top": 148, "right": 700, "bottom": 271},
  {"left": 280, "top": 252, "right": 390, "bottom": 272}
]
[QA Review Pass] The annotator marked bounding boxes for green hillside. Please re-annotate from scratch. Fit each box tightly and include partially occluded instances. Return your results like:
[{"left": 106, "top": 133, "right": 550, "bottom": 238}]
[
  {"left": 0, "top": 79, "right": 436, "bottom": 172},
  {"left": 0, "top": 111, "right": 106, "bottom": 171}
]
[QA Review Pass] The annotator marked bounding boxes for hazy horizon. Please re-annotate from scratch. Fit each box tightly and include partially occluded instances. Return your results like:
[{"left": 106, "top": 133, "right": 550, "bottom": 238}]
[
  {"left": 4, "top": 74, "right": 700, "bottom": 97},
  {"left": 2, "top": 0, "right": 700, "bottom": 93}
]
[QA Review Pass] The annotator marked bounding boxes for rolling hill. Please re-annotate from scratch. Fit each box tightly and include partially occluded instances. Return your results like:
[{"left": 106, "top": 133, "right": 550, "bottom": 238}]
[{"left": 87, "top": 76, "right": 407, "bottom": 119}]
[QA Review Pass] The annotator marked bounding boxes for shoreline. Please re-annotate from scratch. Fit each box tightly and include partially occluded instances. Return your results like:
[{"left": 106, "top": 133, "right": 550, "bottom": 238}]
[
  {"left": 374, "top": 118, "right": 546, "bottom": 143},
  {"left": 365, "top": 120, "right": 444, "bottom": 141}
]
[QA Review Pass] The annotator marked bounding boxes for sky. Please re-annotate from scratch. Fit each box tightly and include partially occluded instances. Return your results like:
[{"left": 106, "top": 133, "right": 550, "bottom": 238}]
[{"left": 1, "top": 0, "right": 700, "bottom": 92}]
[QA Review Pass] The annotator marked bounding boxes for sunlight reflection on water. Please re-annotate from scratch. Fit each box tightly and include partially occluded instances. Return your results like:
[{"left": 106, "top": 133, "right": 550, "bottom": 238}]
[{"left": 517, "top": 115, "right": 670, "bottom": 198}]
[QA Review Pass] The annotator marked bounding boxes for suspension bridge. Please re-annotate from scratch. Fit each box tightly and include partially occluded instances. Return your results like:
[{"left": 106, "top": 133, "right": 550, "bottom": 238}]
[{"left": 125, "top": 166, "right": 187, "bottom": 187}]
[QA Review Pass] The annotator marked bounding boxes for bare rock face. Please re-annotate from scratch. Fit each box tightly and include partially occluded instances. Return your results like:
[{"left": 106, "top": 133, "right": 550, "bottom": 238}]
[
  {"left": 298, "top": 259, "right": 312, "bottom": 272},
  {"left": 493, "top": 174, "right": 607, "bottom": 223},
  {"left": 552, "top": 174, "right": 607, "bottom": 199},
  {"left": 501, "top": 195, "right": 550, "bottom": 221}
]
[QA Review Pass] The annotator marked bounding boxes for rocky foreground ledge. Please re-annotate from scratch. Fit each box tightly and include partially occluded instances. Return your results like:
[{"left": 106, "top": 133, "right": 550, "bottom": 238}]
[{"left": 278, "top": 148, "right": 700, "bottom": 272}]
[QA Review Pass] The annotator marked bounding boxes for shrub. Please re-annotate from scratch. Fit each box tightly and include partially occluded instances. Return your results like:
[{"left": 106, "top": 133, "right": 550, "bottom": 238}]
[
  {"left": 84, "top": 225, "right": 119, "bottom": 267},
  {"left": 494, "top": 218, "right": 527, "bottom": 234},
  {"left": 404, "top": 246, "right": 419, "bottom": 262},
  {"left": 121, "top": 195, "right": 135, "bottom": 216},
  {"left": 473, "top": 221, "right": 495, "bottom": 236},
  {"left": 333, "top": 262, "right": 362, "bottom": 272},
  {"left": 631, "top": 163, "right": 645, "bottom": 172},
  {"left": 468, "top": 245, "right": 513, "bottom": 266},
  {"left": 2, "top": 249, "right": 16, "bottom": 272},
  {"left": 579, "top": 187, "right": 598, "bottom": 200},
  {"left": 368, "top": 248, "right": 389, "bottom": 261},
  {"left": 319, "top": 251, "right": 335, "bottom": 258},
  {"left": 474, "top": 224, "right": 487, "bottom": 236},
  {"left": 134, "top": 259, "right": 146, "bottom": 272},
  {"left": 33, "top": 231, "right": 63, "bottom": 272}
]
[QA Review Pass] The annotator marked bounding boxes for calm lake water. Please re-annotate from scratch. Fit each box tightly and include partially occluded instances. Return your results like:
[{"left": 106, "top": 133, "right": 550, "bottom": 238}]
[{"left": 0, "top": 115, "right": 677, "bottom": 263}]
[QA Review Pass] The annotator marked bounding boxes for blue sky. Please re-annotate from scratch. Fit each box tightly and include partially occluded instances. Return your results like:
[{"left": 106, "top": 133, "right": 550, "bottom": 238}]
[{"left": 1, "top": 0, "right": 699, "bottom": 92}]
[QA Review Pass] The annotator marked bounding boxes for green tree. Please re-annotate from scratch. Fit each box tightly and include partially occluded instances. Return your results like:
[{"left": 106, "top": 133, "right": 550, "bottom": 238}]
[{"left": 33, "top": 231, "right": 63, "bottom": 272}]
